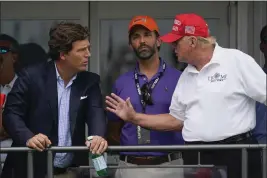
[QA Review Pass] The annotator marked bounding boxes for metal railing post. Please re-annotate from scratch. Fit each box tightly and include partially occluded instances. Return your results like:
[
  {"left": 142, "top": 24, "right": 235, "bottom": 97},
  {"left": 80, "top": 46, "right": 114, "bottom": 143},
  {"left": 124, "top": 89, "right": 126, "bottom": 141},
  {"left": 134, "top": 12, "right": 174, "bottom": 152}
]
[
  {"left": 47, "top": 150, "right": 53, "bottom": 178},
  {"left": 27, "top": 150, "right": 34, "bottom": 178},
  {"left": 263, "top": 147, "right": 267, "bottom": 178},
  {"left": 241, "top": 148, "right": 248, "bottom": 178}
]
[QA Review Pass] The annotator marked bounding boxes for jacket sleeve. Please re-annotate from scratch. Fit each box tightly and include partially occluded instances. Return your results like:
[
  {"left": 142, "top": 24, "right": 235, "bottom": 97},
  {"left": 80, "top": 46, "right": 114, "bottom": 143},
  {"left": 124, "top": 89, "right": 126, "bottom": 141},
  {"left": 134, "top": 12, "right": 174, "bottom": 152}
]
[
  {"left": 86, "top": 75, "right": 107, "bottom": 138},
  {"left": 3, "top": 69, "right": 34, "bottom": 145}
]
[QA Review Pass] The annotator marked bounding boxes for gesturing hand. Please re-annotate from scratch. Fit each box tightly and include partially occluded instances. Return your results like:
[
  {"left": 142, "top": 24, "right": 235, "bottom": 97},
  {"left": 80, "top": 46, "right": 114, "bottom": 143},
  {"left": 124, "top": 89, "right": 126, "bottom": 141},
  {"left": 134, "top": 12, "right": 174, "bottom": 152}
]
[
  {"left": 26, "top": 133, "right": 51, "bottom": 152},
  {"left": 105, "top": 93, "right": 136, "bottom": 122}
]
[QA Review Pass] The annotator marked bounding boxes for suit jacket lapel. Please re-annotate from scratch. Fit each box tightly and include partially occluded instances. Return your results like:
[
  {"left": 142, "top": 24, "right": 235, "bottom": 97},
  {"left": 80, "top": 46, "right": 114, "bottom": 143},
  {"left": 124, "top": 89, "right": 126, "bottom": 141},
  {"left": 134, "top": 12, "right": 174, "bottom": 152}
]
[
  {"left": 69, "top": 76, "right": 85, "bottom": 136},
  {"left": 45, "top": 61, "right": 59, "bottom": 128}
]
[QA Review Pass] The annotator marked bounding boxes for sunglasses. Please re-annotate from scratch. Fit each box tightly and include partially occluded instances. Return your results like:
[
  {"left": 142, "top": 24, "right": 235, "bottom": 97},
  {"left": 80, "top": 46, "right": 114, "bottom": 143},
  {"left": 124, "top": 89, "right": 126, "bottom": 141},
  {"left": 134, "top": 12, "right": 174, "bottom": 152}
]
[
  {"left": 0, "top": 47, "right": 11, "bottom": 54},
  {"left": 141, "top": 84, "right": 154, "bottom": 106}
]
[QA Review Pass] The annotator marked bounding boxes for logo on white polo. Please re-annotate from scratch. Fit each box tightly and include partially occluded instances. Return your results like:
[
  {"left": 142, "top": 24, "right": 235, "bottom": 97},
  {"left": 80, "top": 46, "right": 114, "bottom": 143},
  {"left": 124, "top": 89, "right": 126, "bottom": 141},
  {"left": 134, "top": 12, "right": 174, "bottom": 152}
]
[{"left": 208, "top": 72, "right": 227, "bottom": 82}]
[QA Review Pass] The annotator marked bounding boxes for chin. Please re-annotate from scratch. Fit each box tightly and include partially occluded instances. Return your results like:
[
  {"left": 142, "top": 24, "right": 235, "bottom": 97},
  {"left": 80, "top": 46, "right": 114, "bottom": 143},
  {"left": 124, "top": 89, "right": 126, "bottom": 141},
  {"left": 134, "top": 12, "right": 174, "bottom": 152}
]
[
  {"left": 78, "top": 66, "right": 87, "bottom": 72},
  {"left": 177, "top": 57, "right": 186, "bottom": 63},
  {"left": 139, "top": 57, "right": 151, "bottom": 61}
]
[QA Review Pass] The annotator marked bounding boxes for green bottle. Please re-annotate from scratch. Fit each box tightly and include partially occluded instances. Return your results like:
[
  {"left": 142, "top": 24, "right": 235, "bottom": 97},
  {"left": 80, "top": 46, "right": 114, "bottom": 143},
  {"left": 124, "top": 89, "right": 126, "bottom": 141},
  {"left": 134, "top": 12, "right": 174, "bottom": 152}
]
[{"left": 87, "top": 136, "right": 108, "bottom": 177}]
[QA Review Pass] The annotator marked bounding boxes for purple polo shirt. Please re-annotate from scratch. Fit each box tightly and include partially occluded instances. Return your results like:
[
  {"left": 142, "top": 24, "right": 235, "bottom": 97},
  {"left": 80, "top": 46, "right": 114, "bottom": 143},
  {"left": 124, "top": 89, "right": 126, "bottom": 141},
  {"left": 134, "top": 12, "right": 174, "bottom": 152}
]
[{"left": 107, "top": 59, "right": 184, "bottom": 156}]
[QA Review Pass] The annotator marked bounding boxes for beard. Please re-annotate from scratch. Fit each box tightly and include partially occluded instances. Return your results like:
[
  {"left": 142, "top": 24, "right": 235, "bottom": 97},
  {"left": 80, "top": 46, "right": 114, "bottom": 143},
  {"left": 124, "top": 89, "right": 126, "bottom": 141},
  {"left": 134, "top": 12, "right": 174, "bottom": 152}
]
[{"left": 133, "top": 44, "right": 156, "bottom": 60}]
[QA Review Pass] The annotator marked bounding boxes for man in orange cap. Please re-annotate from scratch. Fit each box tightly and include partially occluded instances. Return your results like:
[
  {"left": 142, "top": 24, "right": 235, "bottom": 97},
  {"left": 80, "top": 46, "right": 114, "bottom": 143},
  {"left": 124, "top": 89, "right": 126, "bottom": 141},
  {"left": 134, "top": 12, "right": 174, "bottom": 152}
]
[
  {"left": 106, "top": 15, "right": 184, "bottom": 178},
  {"left": 105, "top": 13, "right": 265, "bottom": 178}
]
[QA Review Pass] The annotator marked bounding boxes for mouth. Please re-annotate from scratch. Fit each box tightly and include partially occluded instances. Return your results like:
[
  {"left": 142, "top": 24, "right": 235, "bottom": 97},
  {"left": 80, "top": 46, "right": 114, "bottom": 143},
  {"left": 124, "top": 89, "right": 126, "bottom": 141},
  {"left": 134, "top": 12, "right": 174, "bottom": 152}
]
[
  {"left": 139, "top": 46, "right": 149, "bottom": 50},
  {"left": 82, "top": 61, "right": 88, "bottom": 65}
]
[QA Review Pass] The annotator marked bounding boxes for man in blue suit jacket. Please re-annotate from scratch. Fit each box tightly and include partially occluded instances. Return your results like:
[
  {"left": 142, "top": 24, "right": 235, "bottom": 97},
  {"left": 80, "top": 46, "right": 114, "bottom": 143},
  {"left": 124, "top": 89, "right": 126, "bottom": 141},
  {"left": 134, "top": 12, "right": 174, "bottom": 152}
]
[{"left": 1, "top": 22, "right": 108, "bottom": 178}]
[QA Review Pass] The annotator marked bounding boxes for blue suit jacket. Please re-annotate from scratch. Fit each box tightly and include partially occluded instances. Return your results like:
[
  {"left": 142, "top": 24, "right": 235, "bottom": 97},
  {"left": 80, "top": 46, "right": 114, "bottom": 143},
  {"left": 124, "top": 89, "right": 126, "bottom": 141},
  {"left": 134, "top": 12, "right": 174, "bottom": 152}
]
[
  {"left": 1, "top": 61, "right": 107, "bottom": 178},
  {"left": 252, "top": 67, "right": 267, "bottom": 144}
]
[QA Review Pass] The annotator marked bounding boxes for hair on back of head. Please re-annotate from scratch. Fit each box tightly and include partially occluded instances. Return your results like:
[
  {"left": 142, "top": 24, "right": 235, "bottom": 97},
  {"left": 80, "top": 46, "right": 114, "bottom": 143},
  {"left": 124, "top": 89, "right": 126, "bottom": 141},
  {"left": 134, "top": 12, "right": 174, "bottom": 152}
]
[
  {"left": 0, "top": 34, "right": 20, "bottom": 53},
  {"left": 48, "top": 21, "right": 90, "bottom": 61}
]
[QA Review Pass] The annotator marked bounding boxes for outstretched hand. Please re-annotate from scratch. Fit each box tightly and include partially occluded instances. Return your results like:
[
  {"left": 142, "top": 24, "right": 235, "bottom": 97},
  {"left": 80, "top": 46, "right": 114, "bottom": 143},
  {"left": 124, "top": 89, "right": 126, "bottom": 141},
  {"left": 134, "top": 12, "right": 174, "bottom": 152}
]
[{"left": 105, "top": 93, "right": 136, "bottom": 122}]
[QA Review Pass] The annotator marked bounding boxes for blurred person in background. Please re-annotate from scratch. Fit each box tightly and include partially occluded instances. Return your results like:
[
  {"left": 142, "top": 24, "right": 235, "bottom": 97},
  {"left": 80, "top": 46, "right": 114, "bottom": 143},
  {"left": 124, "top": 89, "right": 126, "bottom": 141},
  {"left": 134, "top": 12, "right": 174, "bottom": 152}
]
[
  {"left": 18, "top": 42, "right": 48, "bottom": 70},
  {"left": 0, "top": 34, "right": 19, "bottom": 170},
  {"left": 252, "top": 24, "right": 267, "bottom": 144},
  {"left": 107, "top": 15, "right": 184, "bottom": 178}
]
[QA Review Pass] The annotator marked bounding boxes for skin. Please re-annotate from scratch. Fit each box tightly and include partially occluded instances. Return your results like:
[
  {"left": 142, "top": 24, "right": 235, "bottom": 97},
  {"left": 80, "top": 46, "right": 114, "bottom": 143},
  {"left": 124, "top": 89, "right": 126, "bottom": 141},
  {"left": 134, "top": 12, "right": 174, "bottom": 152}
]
[
  {"left": 105, "top": 36, "right": 216, "bottom": 131},
  {"left": 129, "top": 26, "right": 161, "bottom": 79},
  {"left": 56, "top": 39, "right": 91, "bottom": 86},
  {"left": 0, "top": 41, "right": 17, "bottom": 139},
  {"left": 171, "top": 36, "right": 214, "bottom": 71},
  {"left": 106, "top": 26, "right": 162, "bottom": 145},
  {"left": 27, "top": 39, "right": 107, "bottom": 154},
  {"left": 0, "top": 42, "right": 17, "bottom": 86}
]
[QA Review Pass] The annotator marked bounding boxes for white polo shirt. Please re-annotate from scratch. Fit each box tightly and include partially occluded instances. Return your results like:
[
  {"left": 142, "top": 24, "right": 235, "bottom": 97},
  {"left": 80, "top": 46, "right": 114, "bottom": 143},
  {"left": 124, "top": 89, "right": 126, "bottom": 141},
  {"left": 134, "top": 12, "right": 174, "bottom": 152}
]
[{"left": 169, "top": 44, "right": 266, "bottom": 142}]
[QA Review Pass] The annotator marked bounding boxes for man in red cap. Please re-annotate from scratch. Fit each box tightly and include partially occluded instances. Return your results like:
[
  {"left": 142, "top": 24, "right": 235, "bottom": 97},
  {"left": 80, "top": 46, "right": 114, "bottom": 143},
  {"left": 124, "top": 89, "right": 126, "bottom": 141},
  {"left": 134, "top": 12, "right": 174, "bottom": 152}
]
[
  {"left": 105, "top": 13, "right": 265, "bottom": 178},
  {"left": 106, "top": 15, "right": 184, "bottom": 178}
]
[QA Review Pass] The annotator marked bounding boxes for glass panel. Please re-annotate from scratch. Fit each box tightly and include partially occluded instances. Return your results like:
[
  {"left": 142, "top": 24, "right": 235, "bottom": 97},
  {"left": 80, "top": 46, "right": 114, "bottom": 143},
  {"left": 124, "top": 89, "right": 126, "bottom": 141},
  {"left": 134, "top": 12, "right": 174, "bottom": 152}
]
[{"left": 1, "top": 20, "right": 80, "bottom": 52}]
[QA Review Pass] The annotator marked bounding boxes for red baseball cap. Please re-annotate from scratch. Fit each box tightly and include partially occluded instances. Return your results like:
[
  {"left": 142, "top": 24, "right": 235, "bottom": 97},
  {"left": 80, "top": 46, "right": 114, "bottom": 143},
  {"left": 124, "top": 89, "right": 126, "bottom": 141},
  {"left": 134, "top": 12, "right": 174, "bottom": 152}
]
[
  {"left": 160, "top": 13, "right": 209, "bottom": 43},
  {"left": 128, "top": 15, "right": 159, "bottom": 33}
]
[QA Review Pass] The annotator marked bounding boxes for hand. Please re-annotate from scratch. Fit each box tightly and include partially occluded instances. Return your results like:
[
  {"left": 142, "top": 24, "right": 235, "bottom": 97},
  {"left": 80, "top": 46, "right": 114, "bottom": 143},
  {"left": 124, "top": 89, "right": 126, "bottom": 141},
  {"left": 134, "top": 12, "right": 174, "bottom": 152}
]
[
  {"left": 26, "top": 133, "right": 52, "bottom": 152},
  {"left": 105, "top": 93, "right": 136, "bottom": 122},
  {"left": 85, "top": 136, "right": 108, "bottom": 154}
]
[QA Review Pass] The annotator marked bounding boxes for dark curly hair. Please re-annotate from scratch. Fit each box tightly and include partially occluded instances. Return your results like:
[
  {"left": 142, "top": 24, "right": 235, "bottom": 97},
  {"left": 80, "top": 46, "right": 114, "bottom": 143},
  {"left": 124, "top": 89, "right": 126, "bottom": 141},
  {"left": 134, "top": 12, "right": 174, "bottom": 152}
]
[{"left": 48, "top": 21, "right": 90, "bottom": 61}]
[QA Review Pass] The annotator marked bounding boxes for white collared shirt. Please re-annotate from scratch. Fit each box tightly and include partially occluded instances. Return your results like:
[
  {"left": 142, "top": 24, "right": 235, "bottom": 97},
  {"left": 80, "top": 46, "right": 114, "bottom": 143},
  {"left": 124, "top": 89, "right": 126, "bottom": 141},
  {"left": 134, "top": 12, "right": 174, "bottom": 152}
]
[
  {"left": 53, "top": 63, "right": 77, "bottom": 168},
  {"left": 169, "top": 44, "right": 267, "bottom": 142},
  {"left": 0, "top": 75, "right": 18, "bottom": 107}
]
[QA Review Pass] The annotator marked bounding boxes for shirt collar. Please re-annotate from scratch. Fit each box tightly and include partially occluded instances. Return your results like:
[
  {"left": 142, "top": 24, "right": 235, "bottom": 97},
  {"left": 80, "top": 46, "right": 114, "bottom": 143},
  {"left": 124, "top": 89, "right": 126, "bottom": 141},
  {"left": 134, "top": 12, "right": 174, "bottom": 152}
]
[
  {"left": 3, "top": 74, "right": 18, "bottom": 89},
  {"left": 54, "top": 62, "right": 77, "bottom": 83},
  {"left": 186, "top": 43, "right": 223, "bottom": 73},
  {"left": 135, "top": 57, "right": 165, "bottom": 76}
]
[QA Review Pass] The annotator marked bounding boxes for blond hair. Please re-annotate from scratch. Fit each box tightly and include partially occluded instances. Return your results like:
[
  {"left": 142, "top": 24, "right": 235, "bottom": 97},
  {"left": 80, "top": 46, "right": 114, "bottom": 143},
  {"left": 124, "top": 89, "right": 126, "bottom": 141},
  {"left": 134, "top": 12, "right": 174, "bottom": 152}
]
[{"left": 184, "top": 36, "right": 216, "bottom": 48}]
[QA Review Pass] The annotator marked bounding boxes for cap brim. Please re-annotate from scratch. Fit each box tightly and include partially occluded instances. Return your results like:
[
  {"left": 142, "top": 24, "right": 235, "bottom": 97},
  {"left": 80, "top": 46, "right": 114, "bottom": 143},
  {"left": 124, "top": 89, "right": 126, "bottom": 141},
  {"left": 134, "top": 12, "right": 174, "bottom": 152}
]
[{"left": 160, "top": 33, "right": 183, "bottom": 43}]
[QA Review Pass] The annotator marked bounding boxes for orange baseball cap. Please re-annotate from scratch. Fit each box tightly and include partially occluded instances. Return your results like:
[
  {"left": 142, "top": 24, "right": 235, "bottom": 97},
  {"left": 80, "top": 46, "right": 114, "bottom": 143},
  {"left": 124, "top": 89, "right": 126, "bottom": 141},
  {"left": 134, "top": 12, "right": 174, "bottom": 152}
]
[{"left": 128, "top": 15, "right": 159, "bottom": 33}]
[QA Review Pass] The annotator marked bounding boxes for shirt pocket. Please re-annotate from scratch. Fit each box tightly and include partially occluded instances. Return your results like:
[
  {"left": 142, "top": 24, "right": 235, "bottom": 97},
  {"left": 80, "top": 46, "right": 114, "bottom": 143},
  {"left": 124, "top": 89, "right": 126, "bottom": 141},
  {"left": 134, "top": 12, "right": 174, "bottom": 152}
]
[{"left": 207, "top": 80, "right": 227, "bottom": 93}]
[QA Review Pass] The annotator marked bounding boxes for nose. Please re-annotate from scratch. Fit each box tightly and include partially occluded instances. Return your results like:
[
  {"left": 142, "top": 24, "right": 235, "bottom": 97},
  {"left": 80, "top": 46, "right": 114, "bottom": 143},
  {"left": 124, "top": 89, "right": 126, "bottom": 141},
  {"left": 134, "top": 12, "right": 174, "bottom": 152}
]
[
  {"left": 140, "top": 36, "right": 146, "bottom": 44},
  {"left": 85, "top": 48, "right": 91, "bottom": 58}
]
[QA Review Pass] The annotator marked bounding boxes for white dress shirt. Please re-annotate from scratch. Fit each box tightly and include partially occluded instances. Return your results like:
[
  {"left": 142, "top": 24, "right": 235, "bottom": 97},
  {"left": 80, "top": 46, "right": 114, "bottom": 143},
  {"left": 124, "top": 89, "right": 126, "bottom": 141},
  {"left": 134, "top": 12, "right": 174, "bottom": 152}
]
[
  {"left": 0, "top": 75, "right": 17, "bottom": 166},
  {"left": 53, "top": 63, "right": 77, "bottom": 168},
  {"left": 0, "top": 75, "right": 18, "bottom": 105}
]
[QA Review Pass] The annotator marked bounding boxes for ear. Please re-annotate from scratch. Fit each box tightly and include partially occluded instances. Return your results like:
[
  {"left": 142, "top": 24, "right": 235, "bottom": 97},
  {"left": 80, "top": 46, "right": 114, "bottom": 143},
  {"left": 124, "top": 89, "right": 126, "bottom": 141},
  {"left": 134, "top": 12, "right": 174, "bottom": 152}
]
[
  {"left": 59, "top": 52, "right": 67, "bottom": 61},
  {"left": 190, "top": 36, "right": 198, "bottom": 47},
  {"left": 156, "top": 37, "right": 162, "bottom": 49}
]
